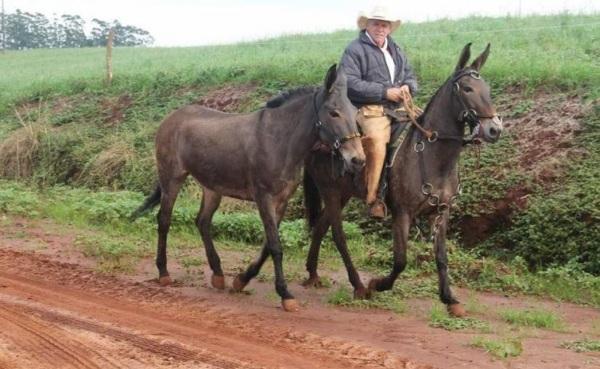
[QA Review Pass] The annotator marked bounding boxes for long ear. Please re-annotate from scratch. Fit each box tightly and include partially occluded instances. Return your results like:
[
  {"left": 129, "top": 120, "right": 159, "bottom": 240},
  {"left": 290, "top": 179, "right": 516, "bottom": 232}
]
[
  {"left": 455, "top": 42, "right": 472, "bottom": 71},
  {"left": 324, "top": 64, "right": 338, "bottom": 92},
  {"left": 470, "top": 43, "right": 490, "bottom": 71}
]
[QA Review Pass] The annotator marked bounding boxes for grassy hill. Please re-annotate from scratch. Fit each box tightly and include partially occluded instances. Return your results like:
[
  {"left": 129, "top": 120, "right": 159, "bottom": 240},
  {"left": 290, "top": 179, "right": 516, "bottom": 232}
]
[{"left": 0, "top": 13, "right": 599, "bottom": 278}]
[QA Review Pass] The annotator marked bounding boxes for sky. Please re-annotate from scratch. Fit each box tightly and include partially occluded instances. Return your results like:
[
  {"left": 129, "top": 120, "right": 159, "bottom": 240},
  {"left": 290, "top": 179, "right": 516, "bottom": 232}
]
[{"left": 5, "top": 0, "right": 600, "bottom": 46}]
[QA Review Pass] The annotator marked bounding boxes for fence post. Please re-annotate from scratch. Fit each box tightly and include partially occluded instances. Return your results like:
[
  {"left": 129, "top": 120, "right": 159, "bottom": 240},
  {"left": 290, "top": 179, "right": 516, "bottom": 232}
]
[{"left": 106, "top": 28, "right": 114, "bottom": 85}]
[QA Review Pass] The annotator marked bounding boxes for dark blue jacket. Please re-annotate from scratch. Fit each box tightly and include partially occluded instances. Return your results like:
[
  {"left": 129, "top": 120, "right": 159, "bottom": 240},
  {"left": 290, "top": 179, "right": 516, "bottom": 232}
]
[{"left": 340, "top": 30, "right": 418, "bottom": 108}]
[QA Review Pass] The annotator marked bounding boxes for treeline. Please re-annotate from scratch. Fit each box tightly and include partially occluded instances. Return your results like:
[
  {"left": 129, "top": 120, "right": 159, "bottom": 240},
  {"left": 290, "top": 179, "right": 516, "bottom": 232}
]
[{"left": 0, "top": 9, "right": 154, "bottom": 49}]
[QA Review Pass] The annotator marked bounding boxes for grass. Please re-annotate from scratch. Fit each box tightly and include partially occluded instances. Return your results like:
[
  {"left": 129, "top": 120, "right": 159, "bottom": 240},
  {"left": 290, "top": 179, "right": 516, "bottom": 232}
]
[
  {"left": 2, "top": 15, "right": 599, "bottom": 107},
  {"left": 73, "top": 233, "right": 147, "bottom": 273},
  {"left": 327, "top": 286, "right": 406, "bottom": 314},
  {"left": 499, "top": 308, "right": 566, "bottom": 331},
  {"left": 428, "top": 303, "right": 490, "bottom": 332},
  {"left": 470, "top": 336, "right": 523, "bottom": 359},
  {"left": 464, "top": 293, "right": 488, "bottom": 315},
  {"left": 1, "top": 179, "right": 599, "bottom": 306},
  {"left": 561, "top": 339, "right": 600, "bottom": 353}
]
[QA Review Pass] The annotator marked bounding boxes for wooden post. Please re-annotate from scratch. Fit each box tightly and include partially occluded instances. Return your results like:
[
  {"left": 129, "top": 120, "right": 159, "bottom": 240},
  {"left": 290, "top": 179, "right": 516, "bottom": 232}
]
[{"left": 106, "top": 28, "right": 114, "bottom": 85}]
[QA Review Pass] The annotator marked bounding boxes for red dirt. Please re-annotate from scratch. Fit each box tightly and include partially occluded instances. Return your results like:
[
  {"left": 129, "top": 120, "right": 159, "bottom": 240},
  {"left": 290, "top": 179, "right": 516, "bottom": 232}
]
[
  {"left": 102, "top": 94, "right": 134, "bottom": 125},
  {"left": 196, "top": 84, "right": 259, "bottom": 112},
  {"left": 0, "top": 217, "right": 598, "bottom": 369},
  {"left": 502, "top": 92, "right": 588, "bottom": 185}
]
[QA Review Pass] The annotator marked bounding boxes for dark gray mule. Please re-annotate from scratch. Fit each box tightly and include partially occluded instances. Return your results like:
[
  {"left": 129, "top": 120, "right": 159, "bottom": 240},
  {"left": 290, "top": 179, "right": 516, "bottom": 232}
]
[
  {"left": 134, "top": 65, "right": 365, "bottom": 312},
  {"left": 303, "top": 44, "right": 503, "bottom": 316}
]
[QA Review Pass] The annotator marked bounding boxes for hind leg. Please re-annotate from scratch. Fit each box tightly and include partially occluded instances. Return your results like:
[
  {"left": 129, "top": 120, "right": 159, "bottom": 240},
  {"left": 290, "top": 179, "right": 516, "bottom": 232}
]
[
  {"left": 233, "top": 200, "right": 288, "bottom": 292},
  {"left": 327, "top": 193, "right": 368, "bottom": 299},
  {"left": 196, "top": 189, "right": 224, "bottom": 289},
  {"left": 303, "top": 212, "right": 330, "bottom": 288},
  {"left": 156, "top": 176, "right": 186, "bottom": 286},
  {"left": 368, "top": 210, "right": 409, "bottom": 294}
]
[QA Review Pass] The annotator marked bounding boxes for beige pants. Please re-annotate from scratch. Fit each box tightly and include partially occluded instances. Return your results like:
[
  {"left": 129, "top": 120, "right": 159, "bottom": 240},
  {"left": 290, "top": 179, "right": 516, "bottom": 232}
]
[{"left": 357, "top": 105, "right": 391, "bottom": 205}]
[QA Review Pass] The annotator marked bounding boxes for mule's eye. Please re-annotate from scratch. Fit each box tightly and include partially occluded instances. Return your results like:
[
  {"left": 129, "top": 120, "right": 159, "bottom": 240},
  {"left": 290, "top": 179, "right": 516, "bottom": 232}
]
[
  {"left": 329, "top": 110, "right": 340, "bottom": 118},
  {"left": 463, "top": 86, "right": 474, "bottom": 93}
]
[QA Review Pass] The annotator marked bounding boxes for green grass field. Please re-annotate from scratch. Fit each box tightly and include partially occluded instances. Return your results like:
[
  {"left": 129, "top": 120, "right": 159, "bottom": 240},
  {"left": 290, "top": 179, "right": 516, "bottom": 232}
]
[{"left": 1, "top": 14, "right": 599, "bottom": 111}]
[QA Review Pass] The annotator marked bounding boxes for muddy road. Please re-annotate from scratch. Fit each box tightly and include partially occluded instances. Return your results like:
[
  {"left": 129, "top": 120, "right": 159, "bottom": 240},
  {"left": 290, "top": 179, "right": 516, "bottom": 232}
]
[{"left": 0, "top": 219, "right": 598, "bottom": 369}]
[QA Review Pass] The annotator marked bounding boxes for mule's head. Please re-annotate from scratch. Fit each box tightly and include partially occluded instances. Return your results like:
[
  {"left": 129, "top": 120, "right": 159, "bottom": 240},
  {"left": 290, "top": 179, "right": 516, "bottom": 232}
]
[
  {"left": 451, "top": 43, "right": 503, "bottom": 143},
  {"left": 317, "top": 64, "right": 365, "bottom": 173}
]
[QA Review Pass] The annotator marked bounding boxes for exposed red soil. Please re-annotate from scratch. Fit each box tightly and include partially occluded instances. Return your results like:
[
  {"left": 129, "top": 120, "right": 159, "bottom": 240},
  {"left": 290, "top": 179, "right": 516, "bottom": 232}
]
[
  {"left": 102, "top": 94, "right": 134, "bottom": 125},
  {"left": 0, "top": 216, "right": 598, "bottom": 369},
  {"left": 196, "top": 84, "right": 259, "bottom": 112}
]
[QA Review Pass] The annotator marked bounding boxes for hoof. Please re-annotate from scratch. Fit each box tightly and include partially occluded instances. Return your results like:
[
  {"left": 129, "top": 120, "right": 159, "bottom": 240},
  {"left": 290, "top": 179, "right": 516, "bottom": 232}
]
[
  {"left": 282, "top": 299, "right": 299, "bottom": 312},
  {"left": 231, "top": 274, "right": 248, "bottom": 292},
  {"left": 158, "top": 275, "right": 172, "bottom": 286},
  {"left": 448, "top": 303, "right": 466, "bottom": 318},
  {"left": 367, "top": 278, "right": 380, "bottom": 293},
  {"left": 302, "top": 276, "right": 322, "bottom": 288},
  {"left": 211, "top": 274, "right": 225, "bottom": 290},
  {"left": 353, "top": 287, "right": 371, "bottom": 300}
]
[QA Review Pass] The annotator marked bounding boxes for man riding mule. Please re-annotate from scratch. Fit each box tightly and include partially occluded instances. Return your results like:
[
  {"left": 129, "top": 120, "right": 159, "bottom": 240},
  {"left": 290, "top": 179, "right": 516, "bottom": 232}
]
[
  {"left": 133, "top": 65, "right": 365, "bottom": 312},
  {"left": 303, "top": 43, "right": 503, "bottom": 317},
  {"left": 340, "top": 4, "right": 418, "bottom": 218}
]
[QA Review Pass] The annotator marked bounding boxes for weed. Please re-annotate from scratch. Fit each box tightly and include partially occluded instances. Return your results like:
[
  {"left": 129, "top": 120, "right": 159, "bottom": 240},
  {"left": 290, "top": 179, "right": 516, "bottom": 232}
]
[
  {"left": 561, "top": 339, "right": 600, "bottom": 353},
  {"left": 327, "top": 286, "right": 406, "bottom": 314},
  {"left": 429, "top": 303, "right": 491, "bottom": 332},
  {"left": 499, "top": 308, "right": 566, "bottom": 331},
  {"left": 470, "top": 336, "right": 523, "bottom": 359}
]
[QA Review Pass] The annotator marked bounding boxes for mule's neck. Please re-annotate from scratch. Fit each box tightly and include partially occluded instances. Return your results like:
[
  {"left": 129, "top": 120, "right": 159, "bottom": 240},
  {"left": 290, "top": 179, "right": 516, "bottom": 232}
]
[
  {"left": 416, "top": 82, "right": 465, "bottom": 177},
  {"left": 265, "top": 90, "right": 322, "bottom": 176}
]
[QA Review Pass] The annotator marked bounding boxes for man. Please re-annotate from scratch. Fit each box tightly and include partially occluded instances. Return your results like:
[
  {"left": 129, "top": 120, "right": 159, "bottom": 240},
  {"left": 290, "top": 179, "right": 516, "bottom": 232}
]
[{"left": 340, "top": 4, "right": 418, "bottom": 218}]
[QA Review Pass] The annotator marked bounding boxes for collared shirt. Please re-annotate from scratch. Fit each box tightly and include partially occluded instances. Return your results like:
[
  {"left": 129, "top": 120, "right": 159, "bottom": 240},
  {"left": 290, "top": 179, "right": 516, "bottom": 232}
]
[{"left": 365, "top": 31, "right": 395, "bottom": 84}]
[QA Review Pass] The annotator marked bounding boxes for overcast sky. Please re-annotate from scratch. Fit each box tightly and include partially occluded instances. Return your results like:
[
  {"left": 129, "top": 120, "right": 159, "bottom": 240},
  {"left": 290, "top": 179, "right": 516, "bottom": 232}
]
[{"left": 6, "top": 0, "right": 600, "bottom": 46}]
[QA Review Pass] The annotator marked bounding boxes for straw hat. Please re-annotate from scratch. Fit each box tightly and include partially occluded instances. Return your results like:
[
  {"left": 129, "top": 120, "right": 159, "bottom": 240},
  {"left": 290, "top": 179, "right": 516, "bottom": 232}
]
[{"left": 356, "top": 4, "right": 401, "bottom": 33}]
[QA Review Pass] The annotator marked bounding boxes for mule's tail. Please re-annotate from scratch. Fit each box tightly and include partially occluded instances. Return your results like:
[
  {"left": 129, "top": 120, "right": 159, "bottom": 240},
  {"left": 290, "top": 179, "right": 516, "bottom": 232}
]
[
  {"left": 130, "top": 185, "right": 161, "bottom": 220},
  {"left": 303, "top": 172, "right": 322, "bottom": 229}
]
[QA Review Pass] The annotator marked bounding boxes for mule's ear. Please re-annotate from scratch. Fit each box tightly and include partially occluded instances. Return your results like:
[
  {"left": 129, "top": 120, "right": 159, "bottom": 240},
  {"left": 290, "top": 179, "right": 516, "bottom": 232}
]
[
  {"left": 470, "top": 43, "right": 490, "bottom": 71},
  {"left": 324, "top": 64, "right": 338, "bottom": 93},
  {"left": 455, "top": 42, "right": 472, "bottom": 72}
]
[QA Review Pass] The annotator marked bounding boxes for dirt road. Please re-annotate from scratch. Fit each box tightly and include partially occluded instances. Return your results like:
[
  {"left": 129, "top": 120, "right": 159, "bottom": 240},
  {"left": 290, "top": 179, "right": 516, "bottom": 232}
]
[{"left": 0, "top": 219, "right": 598, "bottom": 369}]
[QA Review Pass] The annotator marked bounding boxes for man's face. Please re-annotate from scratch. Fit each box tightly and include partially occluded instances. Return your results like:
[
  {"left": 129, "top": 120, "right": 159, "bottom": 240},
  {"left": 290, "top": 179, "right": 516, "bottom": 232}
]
[{"left": 366, "top": 19, "right": 392, "bottom": 47}]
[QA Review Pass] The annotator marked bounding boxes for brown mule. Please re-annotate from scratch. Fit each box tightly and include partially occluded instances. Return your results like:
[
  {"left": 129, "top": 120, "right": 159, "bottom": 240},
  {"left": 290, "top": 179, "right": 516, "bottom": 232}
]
[{"left": 133, "top": 65, "right": 365, "bottom": 311}]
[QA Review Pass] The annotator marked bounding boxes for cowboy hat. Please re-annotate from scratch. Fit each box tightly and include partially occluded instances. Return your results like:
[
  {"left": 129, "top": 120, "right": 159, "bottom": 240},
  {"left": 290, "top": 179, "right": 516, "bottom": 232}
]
[{"left": 357, "top": 4, "right": 401, "bottom": 33}]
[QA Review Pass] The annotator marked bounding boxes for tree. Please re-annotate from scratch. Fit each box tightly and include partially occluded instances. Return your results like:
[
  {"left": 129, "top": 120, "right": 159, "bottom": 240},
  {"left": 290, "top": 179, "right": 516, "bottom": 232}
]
[
  {"left": 1, "top": 9, "right": 154, "bottom": 49},
  {"left": 59, "top": 14, "right": 86, "bottom": 47}
]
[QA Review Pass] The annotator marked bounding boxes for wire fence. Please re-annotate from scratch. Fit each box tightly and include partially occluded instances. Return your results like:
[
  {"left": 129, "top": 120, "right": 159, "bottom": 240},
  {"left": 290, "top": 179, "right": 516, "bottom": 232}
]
[{"left": 230, "top": 21, "right": 600, "bottom": 46}]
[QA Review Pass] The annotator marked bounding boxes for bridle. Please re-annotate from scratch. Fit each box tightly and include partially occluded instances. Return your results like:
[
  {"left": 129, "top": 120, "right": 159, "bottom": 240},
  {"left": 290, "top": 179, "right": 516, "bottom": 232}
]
[
  {"left": 312, "top": 91, "right": 361, "bottom": 152},
  {"left": 452, "top": 69, "right": 501, "bottom": 145},
  {"left": 405, "top": 69, "right": 501, "bottom": 149}
]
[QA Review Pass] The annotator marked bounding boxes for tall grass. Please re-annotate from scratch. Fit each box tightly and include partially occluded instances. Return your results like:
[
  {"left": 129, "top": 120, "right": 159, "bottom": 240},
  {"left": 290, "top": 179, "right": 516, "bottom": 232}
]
[{"left": 0, "top": 14, "right": 598, "bottom": 112}]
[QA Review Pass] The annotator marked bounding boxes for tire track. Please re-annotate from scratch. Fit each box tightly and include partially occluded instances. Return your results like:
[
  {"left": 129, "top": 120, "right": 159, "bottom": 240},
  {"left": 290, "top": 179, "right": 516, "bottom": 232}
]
[
  {"left": 0, "top": 249, "right": 422, "bottom": 369},
  {"left": 0, "top": 304, "right": 120, "bottom": 369}
]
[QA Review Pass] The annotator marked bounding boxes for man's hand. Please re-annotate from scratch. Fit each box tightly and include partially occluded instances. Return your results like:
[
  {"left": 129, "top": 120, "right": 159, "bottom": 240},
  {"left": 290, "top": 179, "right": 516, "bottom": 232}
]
[{"left": 386, "top": 85, "right": 411, "bottom": 103}]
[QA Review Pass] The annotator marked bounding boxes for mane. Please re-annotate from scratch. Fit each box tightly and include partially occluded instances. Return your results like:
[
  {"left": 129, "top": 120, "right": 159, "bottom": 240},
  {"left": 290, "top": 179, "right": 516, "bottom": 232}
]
[{"left": 265, "top": 86, "right": 319, "bottom": 108}]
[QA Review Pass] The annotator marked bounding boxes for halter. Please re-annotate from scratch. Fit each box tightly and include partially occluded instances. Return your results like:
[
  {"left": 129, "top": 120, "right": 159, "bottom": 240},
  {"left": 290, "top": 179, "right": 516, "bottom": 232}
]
[
  {"left": 452, "top": 69, "right": 501, "bottom": 143},
  {"left": 312, "top": 91, "right": 361, "bottom": 152}
]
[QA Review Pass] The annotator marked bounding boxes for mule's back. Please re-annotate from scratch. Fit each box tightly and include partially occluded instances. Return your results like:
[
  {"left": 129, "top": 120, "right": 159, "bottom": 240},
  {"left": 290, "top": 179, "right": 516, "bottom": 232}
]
[{"left": 155, "top": 104, "right": 263, "bottom": 199}]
